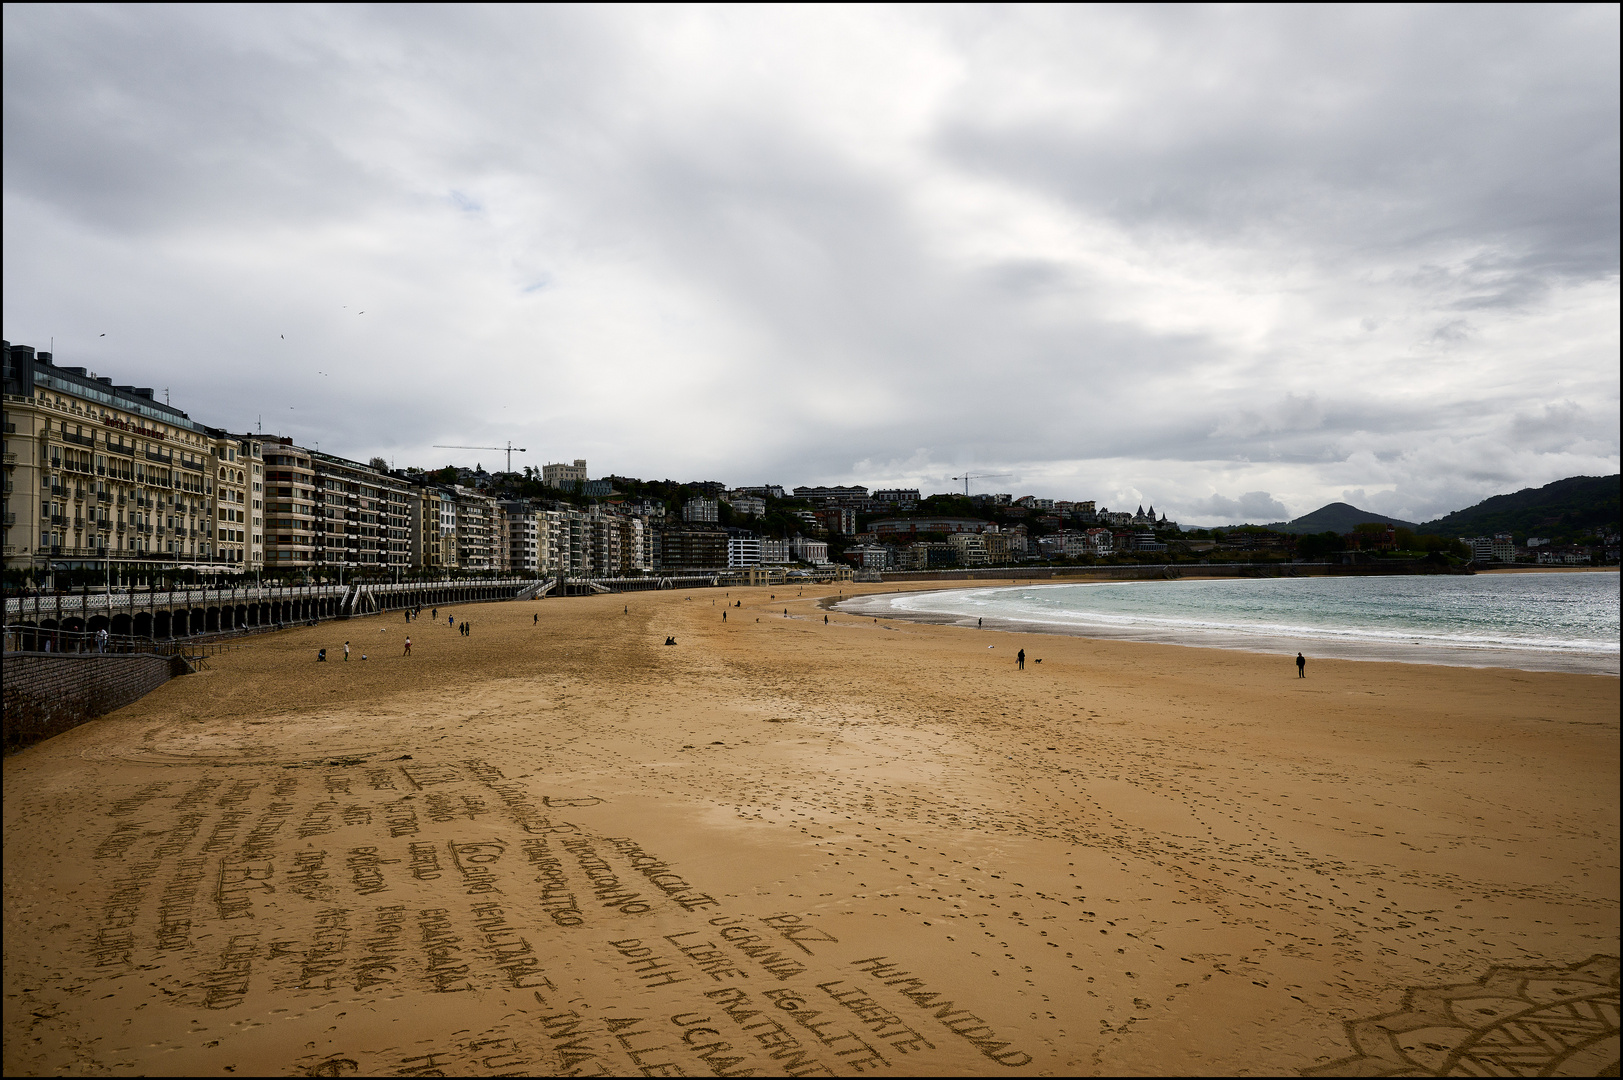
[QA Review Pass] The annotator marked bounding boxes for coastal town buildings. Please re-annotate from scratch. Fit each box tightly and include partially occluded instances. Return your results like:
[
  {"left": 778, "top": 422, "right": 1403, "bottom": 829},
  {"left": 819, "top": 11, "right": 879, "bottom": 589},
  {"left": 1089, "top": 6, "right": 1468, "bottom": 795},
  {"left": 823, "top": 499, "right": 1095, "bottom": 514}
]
[
  {"left": 20, "top": 341, "right": 1504, "bottom": 586},
  {"left": 3, "top": 342, "right": 251, "bottom": 584}
]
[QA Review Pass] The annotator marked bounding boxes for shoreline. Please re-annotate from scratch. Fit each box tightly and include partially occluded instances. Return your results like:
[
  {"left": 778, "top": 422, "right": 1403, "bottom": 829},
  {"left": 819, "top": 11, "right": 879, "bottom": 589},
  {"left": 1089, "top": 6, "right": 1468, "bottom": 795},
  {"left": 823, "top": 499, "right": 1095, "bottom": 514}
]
[{"left": 833, "top": 573, "right": 1620, "bottom": 677}]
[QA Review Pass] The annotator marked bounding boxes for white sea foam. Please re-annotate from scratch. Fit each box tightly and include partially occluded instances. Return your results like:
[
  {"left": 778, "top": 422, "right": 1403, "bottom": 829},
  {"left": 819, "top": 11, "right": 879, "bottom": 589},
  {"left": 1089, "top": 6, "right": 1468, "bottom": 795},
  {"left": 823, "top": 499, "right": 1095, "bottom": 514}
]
[{"left": 844, "top": 572, "right": 1620, "bottom": 675}]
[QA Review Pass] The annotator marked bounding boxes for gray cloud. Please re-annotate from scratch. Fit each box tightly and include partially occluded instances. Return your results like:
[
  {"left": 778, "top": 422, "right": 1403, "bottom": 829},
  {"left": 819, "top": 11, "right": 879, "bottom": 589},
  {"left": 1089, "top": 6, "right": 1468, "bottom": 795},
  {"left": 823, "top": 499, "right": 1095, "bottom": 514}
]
[
  {"left": 3, "top": 6, "right": 1616, "bottom": 524},
  {"left": 1183, "top": 491, "right": 1291, "bottom": 525}
]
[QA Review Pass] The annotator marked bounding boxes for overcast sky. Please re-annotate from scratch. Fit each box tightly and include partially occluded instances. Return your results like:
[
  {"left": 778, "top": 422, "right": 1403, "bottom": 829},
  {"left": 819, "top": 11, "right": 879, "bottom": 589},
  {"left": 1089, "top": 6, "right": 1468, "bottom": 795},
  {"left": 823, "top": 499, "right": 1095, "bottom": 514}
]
[{"left": 4, "top": 5, "right": 1617, "bottom": 524}]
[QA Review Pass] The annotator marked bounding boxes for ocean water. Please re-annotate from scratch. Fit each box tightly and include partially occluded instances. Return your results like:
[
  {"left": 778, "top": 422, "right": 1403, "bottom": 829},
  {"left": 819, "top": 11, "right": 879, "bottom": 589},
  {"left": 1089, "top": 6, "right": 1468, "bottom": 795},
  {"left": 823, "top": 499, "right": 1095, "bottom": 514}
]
[{"left": 840, "top": 572, "right": 1620, "bottom": 675}]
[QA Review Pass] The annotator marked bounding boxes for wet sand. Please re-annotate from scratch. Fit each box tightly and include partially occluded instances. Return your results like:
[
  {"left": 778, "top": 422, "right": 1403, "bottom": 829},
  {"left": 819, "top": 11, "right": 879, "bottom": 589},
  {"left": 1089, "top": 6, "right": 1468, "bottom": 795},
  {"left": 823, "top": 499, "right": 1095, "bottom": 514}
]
[{"left": 4, "top": 584, "right": 1618, "bottom": 1076}]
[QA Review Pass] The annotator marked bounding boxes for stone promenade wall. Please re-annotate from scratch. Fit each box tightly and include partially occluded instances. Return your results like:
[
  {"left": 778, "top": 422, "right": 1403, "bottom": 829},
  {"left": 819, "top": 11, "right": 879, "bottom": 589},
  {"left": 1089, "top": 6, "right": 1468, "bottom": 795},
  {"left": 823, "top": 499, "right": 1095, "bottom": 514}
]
[{"left": 3, "top": 653, "right": 175, "bottom": 753}]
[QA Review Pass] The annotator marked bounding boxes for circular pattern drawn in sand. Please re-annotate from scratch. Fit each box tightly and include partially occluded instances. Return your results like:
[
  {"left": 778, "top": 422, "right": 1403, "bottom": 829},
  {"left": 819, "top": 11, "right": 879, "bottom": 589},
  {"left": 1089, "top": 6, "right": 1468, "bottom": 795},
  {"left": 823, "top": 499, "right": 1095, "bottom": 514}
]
[
  {"left": 1306, "top": 954, "right": 1619, "bottom": 1077},
  {"left": 78, "top": 720, "right": 391, "bottom": 768}
]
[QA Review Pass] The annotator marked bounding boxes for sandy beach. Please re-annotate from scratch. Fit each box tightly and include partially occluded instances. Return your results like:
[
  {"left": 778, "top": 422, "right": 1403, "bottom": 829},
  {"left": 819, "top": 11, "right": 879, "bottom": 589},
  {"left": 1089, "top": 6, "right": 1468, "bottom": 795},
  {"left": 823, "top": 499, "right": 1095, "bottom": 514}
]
[{"left": 4, "top": 583, "right": 1618, "bottom": 1076}]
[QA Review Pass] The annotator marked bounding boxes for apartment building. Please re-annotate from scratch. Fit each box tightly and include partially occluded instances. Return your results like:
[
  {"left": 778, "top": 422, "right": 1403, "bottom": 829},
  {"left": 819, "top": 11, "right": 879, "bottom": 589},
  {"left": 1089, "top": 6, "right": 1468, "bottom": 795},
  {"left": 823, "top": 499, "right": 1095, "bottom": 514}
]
[
  {"left": 793, "top": 485, "right": 868, "bottom": 504},
  {"left": 307, "top": 450, "right": 411, "bottom": 574},
  {"left": 501, "top": 501, "right": 540, "bottom": 574},
  {"left": 817, "top": 506, "right": 857, "bottom": 535},
  {"left": 843, "top": 543, "right": 893, "bottom": 570},
  {"left": 262, "top": 440, "right": 319, "bottom": 572},
  {"left": 683, "top": 497, "right": 719, "bottom": 524},
  {"left": 407, "top": 484, "right": 457, "bottom": 572},
  {"left": 3, "top": 341, "right": 251, "bottom": 584},
  {"left": 947, "top": 532, "right": 989, "bottom": 565},
  {"left": 872, "top": 488, "right": 920, "bottom": 510},
  {"left": 654, "top": 522, "right": 727, "bottom": 570},
  {"left": 453, "top": 486, "right": 499, "bottom": 570},
  {"left": 201, "top": 429, "right": 264, "bottom": 571},
  {"left": 721, "top": 492, "right": 766, "bottom": 517},
  {"left": 727, "top": 533, "right": 762, "bottom": 568},
  {"left": 982, "top": 532, "right": 1012, "bottom": 562}
]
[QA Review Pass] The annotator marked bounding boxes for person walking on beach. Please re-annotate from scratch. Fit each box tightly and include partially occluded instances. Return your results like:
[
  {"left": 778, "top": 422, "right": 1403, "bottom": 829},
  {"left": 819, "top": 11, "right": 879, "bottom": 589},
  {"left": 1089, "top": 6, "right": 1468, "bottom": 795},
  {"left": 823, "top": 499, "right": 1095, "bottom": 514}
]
[
  {"left": 344, "top": 641, "right": 351, "bottom": 662},
  {"left": 432, "top": 607, "right": 438, "bottom": 620},
  {"left": 403, "top": 636, "right": 412, "bottom": 656},
  {"left": 1296, "top": 652, "right": 1306, "bottom": 678},
  {"left": 534, "top": 613, "right": 538, "bottom": 625},
  {"left": 1017, "top": 648, "right": 1026, "bottom": 670}
]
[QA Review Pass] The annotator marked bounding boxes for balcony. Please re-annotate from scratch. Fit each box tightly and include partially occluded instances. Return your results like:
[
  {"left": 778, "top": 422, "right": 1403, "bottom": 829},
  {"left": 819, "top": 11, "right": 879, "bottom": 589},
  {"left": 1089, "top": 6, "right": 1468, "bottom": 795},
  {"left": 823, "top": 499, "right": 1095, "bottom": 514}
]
[
  {"left": 106, "top": 442, "right": 134, "bottom": 456},
  {"left": 63, "top": 431, "right": 94, "bottom": 447},
  {"left": 97, "top": 491, "right": 111, "bottom": 502},
  {"left": 146, "top": 450, "right": 173, "bottom": 464}
]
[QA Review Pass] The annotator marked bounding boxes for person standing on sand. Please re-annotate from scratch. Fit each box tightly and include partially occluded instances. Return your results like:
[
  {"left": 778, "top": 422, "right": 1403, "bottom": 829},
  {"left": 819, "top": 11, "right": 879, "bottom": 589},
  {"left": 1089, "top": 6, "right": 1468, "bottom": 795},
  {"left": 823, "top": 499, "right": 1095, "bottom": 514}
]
[
  {"left": 432, "top": 607, "right": 438, "bottom": 620},
  {"left": 1017, "top": 648, "right": 1025, "bottom": 670},
  {"left": 534, "top": 613, "right": 538, "bottom": 625},
  {"left": 1296, "top": 652, "right": 1306, "bottom": 678},
  {"left": 344, "top": 641, "right": 350, "bottom": 662},
  {"left": 723, "top": 611, "right": 727, "bottom": 622},
  {"left": 403, "top": 636, "right": 411, "bottom": 656}
]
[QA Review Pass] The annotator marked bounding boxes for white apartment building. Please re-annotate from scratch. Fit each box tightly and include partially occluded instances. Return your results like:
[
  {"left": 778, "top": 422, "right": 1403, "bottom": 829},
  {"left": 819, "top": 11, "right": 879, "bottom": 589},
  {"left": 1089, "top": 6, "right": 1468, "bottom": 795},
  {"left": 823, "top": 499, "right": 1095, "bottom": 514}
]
[
  {"left": 760, "top": 538, "right": 793, "bottom": 564},
  {"left": 728, "top": 535, "right": 762, "bottom": 568}
]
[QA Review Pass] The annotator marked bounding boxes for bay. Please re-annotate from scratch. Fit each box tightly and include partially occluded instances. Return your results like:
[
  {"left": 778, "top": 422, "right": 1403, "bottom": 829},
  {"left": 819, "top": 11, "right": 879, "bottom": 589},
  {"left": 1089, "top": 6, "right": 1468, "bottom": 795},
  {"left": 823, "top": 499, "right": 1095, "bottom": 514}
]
[{"left": 840, "top": 571, "right": 1620, "bottom": 675}]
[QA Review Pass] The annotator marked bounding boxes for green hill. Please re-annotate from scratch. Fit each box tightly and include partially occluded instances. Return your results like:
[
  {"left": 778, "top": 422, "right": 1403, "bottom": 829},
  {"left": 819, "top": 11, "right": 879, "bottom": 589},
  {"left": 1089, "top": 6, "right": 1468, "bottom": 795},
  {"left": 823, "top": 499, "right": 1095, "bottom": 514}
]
[
  {"left": 1268, "top": 502, "right": 1418, "bottom": 535},
  {"left": 1418, "top": 474, "right": 1619, "bottom": 542}
]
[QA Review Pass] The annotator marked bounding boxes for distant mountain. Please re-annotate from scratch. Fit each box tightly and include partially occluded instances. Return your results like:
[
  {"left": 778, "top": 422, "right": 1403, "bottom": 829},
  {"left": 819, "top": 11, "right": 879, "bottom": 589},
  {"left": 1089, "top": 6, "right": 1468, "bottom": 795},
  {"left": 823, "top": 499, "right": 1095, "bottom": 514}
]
[
  {"left": 1267, "top": 502, "right": 1418, "bottom": 535},
  {"left": 1419, "top": 475, "right": 1619, "bottom": 542}
]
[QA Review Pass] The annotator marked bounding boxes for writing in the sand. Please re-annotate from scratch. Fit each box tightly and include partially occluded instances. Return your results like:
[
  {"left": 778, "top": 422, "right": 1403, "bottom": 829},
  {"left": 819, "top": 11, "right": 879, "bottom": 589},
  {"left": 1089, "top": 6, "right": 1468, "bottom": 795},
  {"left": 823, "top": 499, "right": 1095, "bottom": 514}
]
[{"left": 849, "top": 956, "right": 1032, "bottom": 1067}]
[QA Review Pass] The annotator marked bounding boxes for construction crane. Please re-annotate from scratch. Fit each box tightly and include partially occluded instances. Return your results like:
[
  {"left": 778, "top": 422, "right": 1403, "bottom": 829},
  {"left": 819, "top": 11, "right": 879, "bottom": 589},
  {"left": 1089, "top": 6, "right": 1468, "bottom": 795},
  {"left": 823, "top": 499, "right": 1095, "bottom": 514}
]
[
  {"left": 950, "top": 472, "right": 1012, "bottom": 497},
  {"left": 432, "top": 441, "right": 528, "bottom": 473}
]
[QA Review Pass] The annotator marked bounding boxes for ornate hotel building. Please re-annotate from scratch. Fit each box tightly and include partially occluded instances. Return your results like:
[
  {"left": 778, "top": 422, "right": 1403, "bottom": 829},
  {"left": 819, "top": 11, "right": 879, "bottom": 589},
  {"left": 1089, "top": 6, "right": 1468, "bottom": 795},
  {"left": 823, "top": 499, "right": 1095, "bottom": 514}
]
[{"left": 3, "top": 341, "right": 253, "bottom": 585}]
